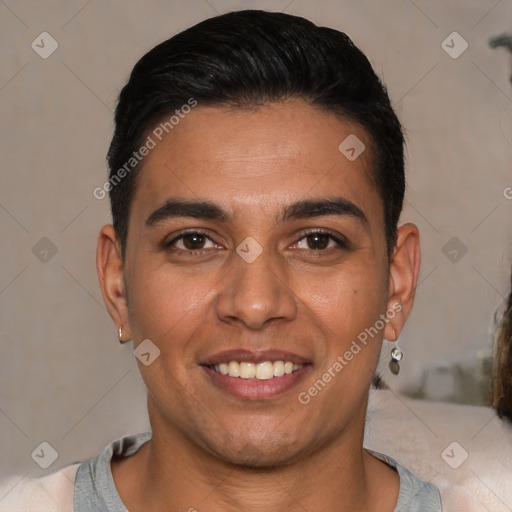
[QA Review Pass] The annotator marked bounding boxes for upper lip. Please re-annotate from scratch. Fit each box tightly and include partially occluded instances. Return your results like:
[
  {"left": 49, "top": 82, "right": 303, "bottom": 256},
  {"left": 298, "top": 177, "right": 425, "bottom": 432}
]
[{"left": 200, "top": 349, "right": 310, "bottom": 366}]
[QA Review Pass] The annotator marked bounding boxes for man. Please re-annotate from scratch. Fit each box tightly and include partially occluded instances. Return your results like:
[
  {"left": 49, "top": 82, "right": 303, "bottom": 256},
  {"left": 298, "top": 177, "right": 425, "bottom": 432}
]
[{"left": 1, "top": 10, "right": 441, "bottom": 511}]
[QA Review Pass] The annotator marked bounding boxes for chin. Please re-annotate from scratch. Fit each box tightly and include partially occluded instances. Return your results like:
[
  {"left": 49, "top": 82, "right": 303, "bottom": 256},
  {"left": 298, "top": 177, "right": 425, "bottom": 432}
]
[
  {"left": 200, "top": 424, "right": 308, "bottom": 468},
  {"left": 216, "top": 442, "right": 295, "bottom": 468}
]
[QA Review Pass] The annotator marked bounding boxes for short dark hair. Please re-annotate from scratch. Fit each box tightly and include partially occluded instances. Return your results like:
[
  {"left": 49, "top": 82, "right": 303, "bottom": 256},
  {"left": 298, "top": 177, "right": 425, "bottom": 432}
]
[{"left": 107, "top": 10, "right": 405, "bottom": 258}]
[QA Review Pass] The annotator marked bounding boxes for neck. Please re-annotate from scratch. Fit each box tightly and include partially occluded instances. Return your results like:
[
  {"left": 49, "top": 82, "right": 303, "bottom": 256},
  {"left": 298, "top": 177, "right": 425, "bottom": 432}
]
[{"left": 112, "top": 401, "right": 399, "bottom": 512}]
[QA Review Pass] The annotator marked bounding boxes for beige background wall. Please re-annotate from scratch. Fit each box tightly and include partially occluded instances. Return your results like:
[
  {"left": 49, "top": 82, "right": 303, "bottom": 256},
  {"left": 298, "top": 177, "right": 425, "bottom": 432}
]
[{"left": 1, "top": 0, "right": 511, "bottom": 479}]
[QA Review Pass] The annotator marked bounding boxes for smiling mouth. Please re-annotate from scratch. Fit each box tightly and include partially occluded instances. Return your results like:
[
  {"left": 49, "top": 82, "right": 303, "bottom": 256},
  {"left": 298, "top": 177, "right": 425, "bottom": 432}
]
[{"left": 207, "top": 360, "right": 304, "bottom": 380}]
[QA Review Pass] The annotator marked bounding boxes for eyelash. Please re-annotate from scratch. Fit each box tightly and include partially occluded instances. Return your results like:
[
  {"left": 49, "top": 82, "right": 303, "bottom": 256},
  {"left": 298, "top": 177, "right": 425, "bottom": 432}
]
[
  {"left": 292, "top": 229, "right": 349, "bottom": 251},
  {"left": 164, "top": 228, "right": 349, "bottom": 254},
  {"left": 165, "top": 229, "right": 221, "bottom": 253}
]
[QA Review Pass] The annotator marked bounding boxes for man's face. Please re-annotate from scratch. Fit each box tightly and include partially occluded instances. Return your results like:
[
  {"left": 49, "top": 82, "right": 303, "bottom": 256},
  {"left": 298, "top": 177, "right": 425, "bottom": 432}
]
[{"left": 122, "top": 99, "right": 391, "bottom": 466}]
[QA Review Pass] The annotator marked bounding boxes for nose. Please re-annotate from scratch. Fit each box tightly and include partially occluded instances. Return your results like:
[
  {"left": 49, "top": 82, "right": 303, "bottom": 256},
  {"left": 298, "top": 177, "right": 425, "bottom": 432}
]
[{"left": 215, "top": 249, "right": 297, "bottom": 330}]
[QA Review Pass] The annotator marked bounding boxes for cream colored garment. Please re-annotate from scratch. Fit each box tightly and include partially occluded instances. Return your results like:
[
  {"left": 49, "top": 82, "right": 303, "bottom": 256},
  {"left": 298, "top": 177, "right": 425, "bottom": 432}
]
[
  {"left": 0, "top": 464, "right": 78, "bottom": 512},
  {"left": 365, "top": 389, "right": 512, "bottom": 512}
]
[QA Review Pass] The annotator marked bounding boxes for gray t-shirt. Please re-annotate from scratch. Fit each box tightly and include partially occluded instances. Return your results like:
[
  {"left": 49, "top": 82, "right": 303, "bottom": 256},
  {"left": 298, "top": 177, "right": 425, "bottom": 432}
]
[{"left": 73, "top": 432, "right": 442, "bottom": 511}]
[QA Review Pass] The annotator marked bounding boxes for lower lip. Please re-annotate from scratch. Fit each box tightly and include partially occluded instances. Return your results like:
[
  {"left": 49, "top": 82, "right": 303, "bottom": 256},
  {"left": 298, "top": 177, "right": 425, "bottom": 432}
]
[{"left": 202, "top": 365, "right": 311, "bottom": 400}]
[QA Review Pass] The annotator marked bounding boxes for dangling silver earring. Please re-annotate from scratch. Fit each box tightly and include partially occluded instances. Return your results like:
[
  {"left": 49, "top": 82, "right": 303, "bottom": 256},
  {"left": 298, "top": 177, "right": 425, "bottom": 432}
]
[
  {"left": 118, "top": 327, "right": 124, "bottom": 344},
  {"left": 389, "top": 327, "right": 403, "bottom": 375}
]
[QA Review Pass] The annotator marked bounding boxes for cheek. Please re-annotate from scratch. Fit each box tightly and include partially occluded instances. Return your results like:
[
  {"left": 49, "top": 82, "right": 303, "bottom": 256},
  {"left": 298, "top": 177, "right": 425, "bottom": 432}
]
[
  {"left": 127, "top": 261, "right": 217, "bottom": 342},
  {"left": 295, "top": 262, "right": 388, "bottom": 340},
  {"left": 299, "top": 270, "right": 387, "bottom": 403},
  {"left": 126, "top": 265, "right": 215, "bottom": 397}
]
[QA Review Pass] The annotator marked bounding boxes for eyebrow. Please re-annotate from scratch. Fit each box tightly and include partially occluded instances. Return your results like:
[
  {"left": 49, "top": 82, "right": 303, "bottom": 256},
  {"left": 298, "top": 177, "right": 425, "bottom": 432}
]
[
  {"left": 145, "top": 197, "right": 368, "bottom": 227},
  {"left": 145, "top": 199, "right": 229, "bottom": 226},
  {"left": 282, "top": 197, "right": 368, "bottom": 225}
]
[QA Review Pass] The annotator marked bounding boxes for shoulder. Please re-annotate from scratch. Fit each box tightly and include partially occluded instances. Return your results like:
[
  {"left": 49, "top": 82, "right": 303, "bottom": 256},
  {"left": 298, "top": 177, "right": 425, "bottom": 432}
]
[
  {"left": 0, "top": 432, "right": 151, "bottom": 512},
  {"left": 0, "top": 464, "right": 79, "bottom": 512},
  {"left": 73, "top": 431, "right": 152, "bottom": 511},
  {"left": 369, "top": 449, "right": 442, "bottom": 511},
  {"left": 365, "top": 389, "right": 512, "bottom": 511}
]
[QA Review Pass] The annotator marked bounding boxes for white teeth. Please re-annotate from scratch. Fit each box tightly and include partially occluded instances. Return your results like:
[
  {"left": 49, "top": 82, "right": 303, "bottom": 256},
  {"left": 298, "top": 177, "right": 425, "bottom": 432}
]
[
  {"left": 273, "top": 360, "right": 285, "bottom": 377},
  {"left": 240, "top": 362, "right": 256, "bottom": 379},
  {"left": 256, "top": 361, "right": 274, "bottom": 380},
  {"left": 213, "top": 360, "right": 304, "bottom": 380},
  {"left": 228, "top": 361, "right": 240, "bottom": 377}
]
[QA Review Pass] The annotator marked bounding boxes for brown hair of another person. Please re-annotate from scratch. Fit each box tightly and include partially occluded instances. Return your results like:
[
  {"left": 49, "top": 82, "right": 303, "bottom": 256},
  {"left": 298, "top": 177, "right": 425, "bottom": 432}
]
[{"left": 493, "top": 270, "right": 512, "bottom": 421}]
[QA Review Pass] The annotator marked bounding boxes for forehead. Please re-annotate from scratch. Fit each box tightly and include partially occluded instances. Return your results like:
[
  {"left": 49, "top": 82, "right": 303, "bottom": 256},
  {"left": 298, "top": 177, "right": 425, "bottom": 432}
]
[{"left": 131, "top": 99, "right": 382, "bottom": 223}]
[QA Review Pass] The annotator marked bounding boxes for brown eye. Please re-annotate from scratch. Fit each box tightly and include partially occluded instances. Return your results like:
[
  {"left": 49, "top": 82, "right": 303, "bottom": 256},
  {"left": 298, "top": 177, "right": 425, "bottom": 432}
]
[
  {"left": 293, "top": 231, "right": 348, "bottom": 251},
  {"left": 305, "top": 233, "right": 330, "bottom": 250},
  {"left": 182, "top": 233, "right": 207, "bottom": 250},
  {"left": 167, "top": 232, "right": 219, "bottom": 252}
]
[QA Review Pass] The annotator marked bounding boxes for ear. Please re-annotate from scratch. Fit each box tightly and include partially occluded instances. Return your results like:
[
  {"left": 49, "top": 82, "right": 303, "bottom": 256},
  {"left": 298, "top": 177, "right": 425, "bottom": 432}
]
[
  {"left": 96, "top": 224, "right": 131, "bottom": 341},
  {"left": 383, "top": 223, "right": 421, "bottom": 341}
]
